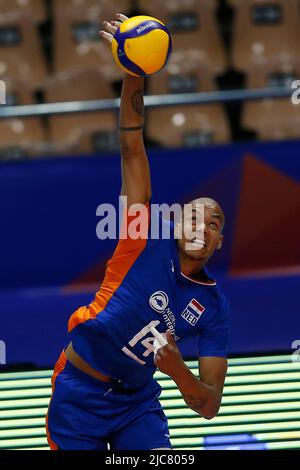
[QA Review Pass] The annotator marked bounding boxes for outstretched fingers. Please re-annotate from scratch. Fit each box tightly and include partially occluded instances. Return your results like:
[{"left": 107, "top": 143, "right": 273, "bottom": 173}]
[
  {"left": 103, "top": 21, "right": 118, "bottom": 35},
  {"left": 100, "top": 14, "right": 127, "bottom": 44},
  {"left": 112, "top": 20, "right": 123, "bottom": 29},
  {"left": 99, "top": 29, "right": 113, "bottom": 44},
  {"left": 116, "top": 13, "right": 128, "bottom": 22},
  {"left": 100, "top": 13, "right": 128, "bottom": 44}
]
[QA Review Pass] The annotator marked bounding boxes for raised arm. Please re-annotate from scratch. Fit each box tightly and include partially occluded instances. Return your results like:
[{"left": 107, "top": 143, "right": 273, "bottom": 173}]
[
  {"left": 119, "top": 75, "right": 152, "bottom": 207},
  {"left": 101, "top": 15, "right": 151, "bottom": 207}
]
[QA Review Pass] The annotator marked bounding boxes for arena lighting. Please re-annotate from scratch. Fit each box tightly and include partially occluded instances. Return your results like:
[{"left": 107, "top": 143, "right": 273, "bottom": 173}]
[{"left": 0, "top": 355, "right": 300, "bottom": 450}]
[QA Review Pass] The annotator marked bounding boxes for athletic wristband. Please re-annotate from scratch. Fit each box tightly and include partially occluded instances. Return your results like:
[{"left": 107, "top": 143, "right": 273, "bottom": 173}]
[{"left": 118, "top": 125, "right": 144, "bottom": 132}]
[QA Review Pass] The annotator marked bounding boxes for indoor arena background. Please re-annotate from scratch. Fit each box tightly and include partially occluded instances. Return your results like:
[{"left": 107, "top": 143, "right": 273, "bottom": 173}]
[{"left": 0, "top": 0, "right": 300, "bottom": 450}]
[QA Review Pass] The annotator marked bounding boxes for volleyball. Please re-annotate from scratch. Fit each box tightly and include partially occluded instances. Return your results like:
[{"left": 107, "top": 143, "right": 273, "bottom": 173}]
[{"left": 111, "top": 15, "right": 172, "bottom": 77}]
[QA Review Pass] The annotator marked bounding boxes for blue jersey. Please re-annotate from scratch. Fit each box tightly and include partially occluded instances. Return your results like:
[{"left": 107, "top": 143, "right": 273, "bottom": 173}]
[{"left": 68, "top": 205, "right": 231, "bottom": 388}]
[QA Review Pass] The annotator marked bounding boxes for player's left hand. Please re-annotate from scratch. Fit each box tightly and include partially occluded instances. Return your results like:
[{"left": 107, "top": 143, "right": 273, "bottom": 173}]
[{"left": 153, "top": 329, "right": 185, "bottom": 378}]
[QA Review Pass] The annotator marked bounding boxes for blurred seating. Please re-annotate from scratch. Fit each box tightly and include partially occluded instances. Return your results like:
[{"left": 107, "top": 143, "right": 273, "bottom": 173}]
[
  {"left": 148, "top": 67, "right": 217, "bottom": 95},
  {"left": 0, "top": 17, "right": 48, "bottom": 90},
  {"left": 242, "top": 64, "right": 300, "bottom": 140},
  {"left": 44, "top": 70, "right": 119, "bottom": 155},
  {"left": 54, "top": 0, "right": 131, "bottom": 17},
  {"left": 147, "top": 68, "right": 231, "bottom": 148},
  {"left": 138, "top": 0, "right": 227, "bottom": 76},
  {"left": 70, "top": 123, "right": 119, "bottom": 155},
  {"left": 0, "top": 86, "right": 46, "bottom": 160},
  {"left": 52, "top": 0, "right": 131, "bottom": 80},
  {"left": 0, "top": 0, "right": 48, "bottom": 24},
  {"left": 229, "top": 0, "right": 300, "bottom": 72},
  {"left": 147, "top": 106, "right": 231, "bottom": 148}
]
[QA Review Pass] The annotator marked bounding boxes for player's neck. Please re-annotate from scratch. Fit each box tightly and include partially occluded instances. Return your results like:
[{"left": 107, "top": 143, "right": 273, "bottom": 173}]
[{"left": 178, "top": 251, "right": 207, "bottom": 280}]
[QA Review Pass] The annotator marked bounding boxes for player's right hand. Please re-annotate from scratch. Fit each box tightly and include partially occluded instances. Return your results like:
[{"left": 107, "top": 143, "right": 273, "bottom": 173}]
[
  {"left": 100, "top": 13, "right": 128, "bottom": 46},
  {"left": 153, "top": 329, "right": 186, "bottom": 379}
]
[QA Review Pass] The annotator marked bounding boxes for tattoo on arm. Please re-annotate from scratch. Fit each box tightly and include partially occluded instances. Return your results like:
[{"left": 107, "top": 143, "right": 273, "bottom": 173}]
[
  {"left": 131, "top": 90, "right": 145, "bottom": 118},
  {"left": 119, "top": 125, "right": 144, "bottom": 132}
]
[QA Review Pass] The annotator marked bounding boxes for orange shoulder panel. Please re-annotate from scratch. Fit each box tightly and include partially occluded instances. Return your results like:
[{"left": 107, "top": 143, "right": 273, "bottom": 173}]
[{"left": 68, "top": 203, "right": 150, "bottom": 333}]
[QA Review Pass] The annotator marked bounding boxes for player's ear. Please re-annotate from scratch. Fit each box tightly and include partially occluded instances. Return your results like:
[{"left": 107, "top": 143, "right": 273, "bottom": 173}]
[{"left": 217, "top": 234, "right": 223, "bottom": 250}]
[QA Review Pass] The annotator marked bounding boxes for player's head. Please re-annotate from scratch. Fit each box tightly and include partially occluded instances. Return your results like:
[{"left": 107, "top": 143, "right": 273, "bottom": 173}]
[{"left": 175, "top": 197, "right": 225, "bottom": 263}]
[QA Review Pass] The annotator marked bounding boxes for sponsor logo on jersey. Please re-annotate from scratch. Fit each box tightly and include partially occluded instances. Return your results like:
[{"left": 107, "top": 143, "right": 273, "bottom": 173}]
[
  {"left": 149, "top": 291, "right": 169, "bottom": 313},
  {"left": 181, "top": 298, "right": 205, "bottom": 326}
]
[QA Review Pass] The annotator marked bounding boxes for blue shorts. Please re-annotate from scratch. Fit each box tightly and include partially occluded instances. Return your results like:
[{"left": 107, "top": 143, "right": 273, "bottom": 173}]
[{"left": 46, "top": 351, "right": 172, "bottom": 450}]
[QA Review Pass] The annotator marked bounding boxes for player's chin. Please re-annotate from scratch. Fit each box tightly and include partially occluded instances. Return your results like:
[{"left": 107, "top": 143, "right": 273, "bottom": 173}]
[{"left": 184, "top": 247, "right": 208, "bottom": 261}]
